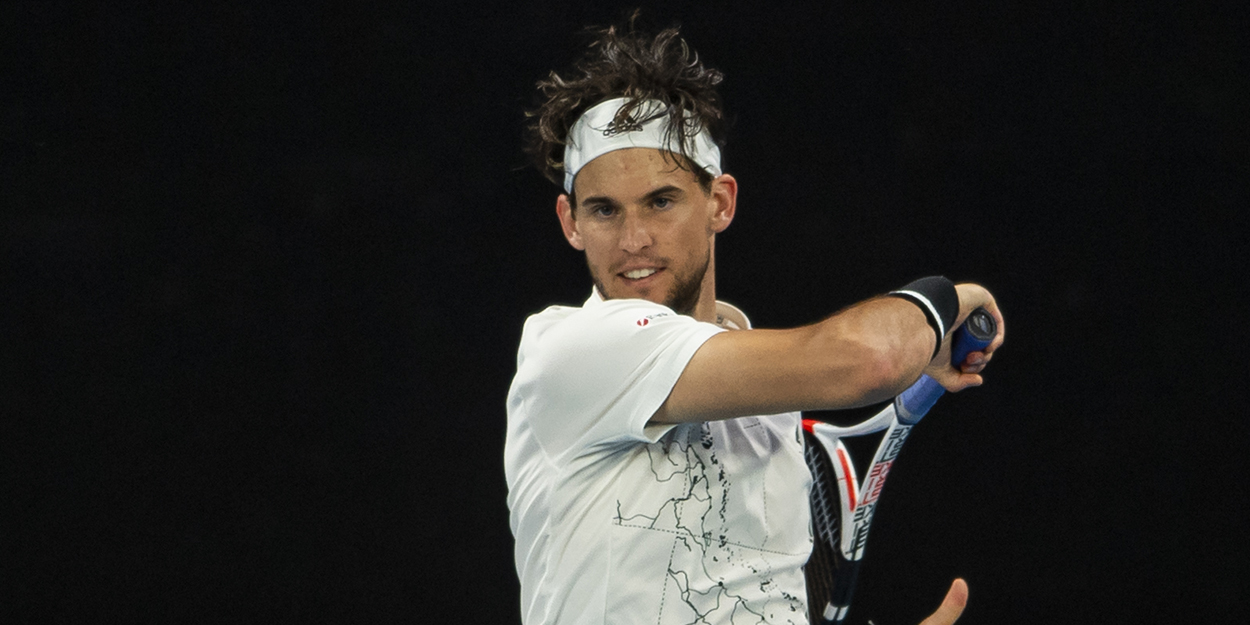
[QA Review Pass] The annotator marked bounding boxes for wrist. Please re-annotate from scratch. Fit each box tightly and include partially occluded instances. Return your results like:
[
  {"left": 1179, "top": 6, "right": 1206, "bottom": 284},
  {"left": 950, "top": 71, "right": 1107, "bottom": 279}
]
[{"left": 888, "top": 276, "right": 960, "bottom": 358}]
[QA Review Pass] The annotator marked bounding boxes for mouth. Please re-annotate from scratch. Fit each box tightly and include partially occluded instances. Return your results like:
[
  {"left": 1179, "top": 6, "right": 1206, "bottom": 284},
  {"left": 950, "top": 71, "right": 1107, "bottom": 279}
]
[
  {"left": 618, "top": 266, "right": 664, "bottom": 286},
  {"left": 622, "top": 268, "right": 659, "bottom": 280}
]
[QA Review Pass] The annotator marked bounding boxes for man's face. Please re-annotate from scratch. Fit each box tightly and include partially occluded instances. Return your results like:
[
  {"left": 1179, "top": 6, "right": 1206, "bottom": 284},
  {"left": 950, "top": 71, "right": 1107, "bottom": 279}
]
[{"left": 557, "top": 148, "right": 735, "bottom": 317}]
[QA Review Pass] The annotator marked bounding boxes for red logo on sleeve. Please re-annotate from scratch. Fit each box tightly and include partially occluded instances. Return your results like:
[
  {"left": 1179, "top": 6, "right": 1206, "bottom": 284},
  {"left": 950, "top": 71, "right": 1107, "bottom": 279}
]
[{"left": 635, "top": 312, "right": 672, "bottom": 327}]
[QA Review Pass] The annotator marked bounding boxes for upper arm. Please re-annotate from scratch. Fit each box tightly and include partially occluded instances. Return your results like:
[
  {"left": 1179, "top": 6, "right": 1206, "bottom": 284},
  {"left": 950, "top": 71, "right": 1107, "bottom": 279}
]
[
  {"left": 515, "top": 300, "right": 724, "bottom": 452},
  {"left": 651, "top": 297, "right": 936, "bottom": 424}
]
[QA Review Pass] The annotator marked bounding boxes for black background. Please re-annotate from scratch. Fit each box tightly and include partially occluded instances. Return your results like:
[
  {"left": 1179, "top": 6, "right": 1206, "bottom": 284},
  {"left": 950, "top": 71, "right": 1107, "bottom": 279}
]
[{"left": 6, "top": 1, "right": 1247, "bottom": 623}]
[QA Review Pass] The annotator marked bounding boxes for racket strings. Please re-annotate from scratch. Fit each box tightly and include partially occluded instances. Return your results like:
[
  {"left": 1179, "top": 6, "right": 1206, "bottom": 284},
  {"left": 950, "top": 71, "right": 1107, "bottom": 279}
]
[
  {"left": 804, "top": 433, "right": 844, "bottom": 625},
  {"left": 806, "top": 443, "right": 840, "bottom": 547}
]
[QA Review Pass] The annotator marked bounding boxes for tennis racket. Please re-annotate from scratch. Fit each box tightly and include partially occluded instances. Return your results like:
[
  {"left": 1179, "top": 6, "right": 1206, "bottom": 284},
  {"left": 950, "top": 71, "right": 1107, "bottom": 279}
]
[{"left": 804, "top": 308, "right": 996, "bottom": 625}]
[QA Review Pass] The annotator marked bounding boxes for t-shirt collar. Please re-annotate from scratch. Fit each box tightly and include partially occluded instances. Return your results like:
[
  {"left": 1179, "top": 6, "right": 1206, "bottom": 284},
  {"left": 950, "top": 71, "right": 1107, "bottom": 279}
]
[{"left": 584, "top": 289, "right": 752, "bottom": 330}]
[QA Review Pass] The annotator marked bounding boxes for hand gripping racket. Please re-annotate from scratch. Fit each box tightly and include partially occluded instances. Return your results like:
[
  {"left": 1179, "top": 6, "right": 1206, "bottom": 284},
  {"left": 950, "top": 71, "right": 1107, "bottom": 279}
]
[{"left": 803, "top": 308, "right": 996, "bottom": 625}]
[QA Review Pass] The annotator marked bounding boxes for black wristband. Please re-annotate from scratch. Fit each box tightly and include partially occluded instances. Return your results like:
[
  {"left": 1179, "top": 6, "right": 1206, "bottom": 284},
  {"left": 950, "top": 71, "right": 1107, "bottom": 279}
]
[{"left": 887, "top": 276, "right": 960, "bottom": 358}]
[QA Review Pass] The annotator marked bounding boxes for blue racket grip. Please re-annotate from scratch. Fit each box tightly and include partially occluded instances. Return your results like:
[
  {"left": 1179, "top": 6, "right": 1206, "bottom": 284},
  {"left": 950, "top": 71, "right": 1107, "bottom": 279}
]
[{"left": 895, "top": 308, "right": 996, "bottom": 425}]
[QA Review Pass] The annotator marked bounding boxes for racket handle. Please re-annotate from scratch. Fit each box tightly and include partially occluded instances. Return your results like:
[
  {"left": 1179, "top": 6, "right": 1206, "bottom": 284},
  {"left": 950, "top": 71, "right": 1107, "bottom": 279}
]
[
  {"left": 895, "top": 308, "right": 996, "bottom": 424},
  {"left": 949, "top": 307, "right": 997, "bottom": 364}
]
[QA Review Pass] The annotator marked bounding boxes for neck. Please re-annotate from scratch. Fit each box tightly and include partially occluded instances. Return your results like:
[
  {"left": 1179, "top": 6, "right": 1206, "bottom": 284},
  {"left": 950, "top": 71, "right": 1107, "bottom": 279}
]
[{"left": 690, "top": 245, "right": 719, "bottom": 324}]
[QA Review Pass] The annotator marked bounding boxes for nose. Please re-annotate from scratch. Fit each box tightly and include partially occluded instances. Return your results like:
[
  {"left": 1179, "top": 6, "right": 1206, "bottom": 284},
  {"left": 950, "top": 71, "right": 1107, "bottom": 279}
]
[{"left": 618, "top": 209, "right": 653, "bottom": 253}]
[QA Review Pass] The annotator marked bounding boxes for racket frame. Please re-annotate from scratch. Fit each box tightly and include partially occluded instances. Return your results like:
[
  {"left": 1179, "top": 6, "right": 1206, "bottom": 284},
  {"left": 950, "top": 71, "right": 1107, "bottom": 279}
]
[{"left": 803, "top": 308, "right": 996, "bottom": 624}]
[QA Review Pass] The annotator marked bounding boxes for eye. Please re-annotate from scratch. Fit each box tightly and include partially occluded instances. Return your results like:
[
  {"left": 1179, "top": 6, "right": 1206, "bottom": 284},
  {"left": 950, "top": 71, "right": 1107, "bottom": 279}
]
[
  {"left": 653, "top": 197, "right": 673, "bottom": 209},
  {"left": 590, "top": 204, "right": 617, "bottom": 218}
]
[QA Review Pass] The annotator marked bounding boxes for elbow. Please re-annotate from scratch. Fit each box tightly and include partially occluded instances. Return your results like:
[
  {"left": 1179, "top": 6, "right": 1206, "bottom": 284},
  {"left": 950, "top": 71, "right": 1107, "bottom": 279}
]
[
  {"left": 825, "top": 333, "right": 926, "bottom": 406},
  {"left": 860, "top": 339, "right": 923, "bottom": 398}
]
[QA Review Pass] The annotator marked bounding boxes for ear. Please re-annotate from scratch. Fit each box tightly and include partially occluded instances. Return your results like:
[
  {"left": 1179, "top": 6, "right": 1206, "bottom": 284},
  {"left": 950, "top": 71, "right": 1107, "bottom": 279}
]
[
  {"left": 556, "top": 194, "right": 585, "bottom": 250},
  {"left": 707, "top": 174, "right": 738, "bottom": 234}
]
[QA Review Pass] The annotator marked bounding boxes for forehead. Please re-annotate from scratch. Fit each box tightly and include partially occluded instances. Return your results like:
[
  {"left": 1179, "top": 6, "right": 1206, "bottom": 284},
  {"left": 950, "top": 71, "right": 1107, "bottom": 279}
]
[{"left": 572, "top": 148, "right": 702, "bottom": 199}]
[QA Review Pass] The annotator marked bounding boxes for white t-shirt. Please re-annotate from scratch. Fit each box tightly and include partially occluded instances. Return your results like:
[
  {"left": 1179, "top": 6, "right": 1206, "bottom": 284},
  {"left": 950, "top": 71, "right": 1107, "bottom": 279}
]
[{"left": 505, "top": 292, "right": 813, "bottom": 625}]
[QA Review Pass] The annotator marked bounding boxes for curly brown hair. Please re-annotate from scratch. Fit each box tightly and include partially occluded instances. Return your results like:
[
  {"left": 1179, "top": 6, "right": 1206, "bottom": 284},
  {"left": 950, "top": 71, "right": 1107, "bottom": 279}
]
[{"left": 524, "top": 15, "right": 727, "bottom": 194}]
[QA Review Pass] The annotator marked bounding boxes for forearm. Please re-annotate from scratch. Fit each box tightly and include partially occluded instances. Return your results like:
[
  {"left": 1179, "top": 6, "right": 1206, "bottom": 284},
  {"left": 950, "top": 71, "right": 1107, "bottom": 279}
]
[
  {"left": 802, "top": 295, "right": 938, "bottom": 404},
  {"left": 655, "top": 295, "right": 937, "bottom": 423}
]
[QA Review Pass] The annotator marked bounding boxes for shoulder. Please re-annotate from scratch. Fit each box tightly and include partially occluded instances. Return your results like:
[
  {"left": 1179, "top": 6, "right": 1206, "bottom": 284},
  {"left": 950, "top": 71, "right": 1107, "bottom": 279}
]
[
  {"left": 515, "top": 298, "right": 725, "bottom": 391},
  {"left": 509, "top": 298, "right": 726, "bottom": 452},
  {"left": 520, "top": 298, "right": 688, "bottom": 351}
]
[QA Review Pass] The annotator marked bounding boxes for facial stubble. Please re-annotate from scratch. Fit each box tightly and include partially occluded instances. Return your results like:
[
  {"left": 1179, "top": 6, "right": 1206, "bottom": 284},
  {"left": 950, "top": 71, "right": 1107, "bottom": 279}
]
[{"left": 589, "top": 246, "right": 710, "bottom": 317}]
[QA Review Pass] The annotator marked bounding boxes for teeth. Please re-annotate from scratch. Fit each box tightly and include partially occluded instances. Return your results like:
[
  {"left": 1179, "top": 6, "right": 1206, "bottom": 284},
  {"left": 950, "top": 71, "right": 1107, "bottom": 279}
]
[{"left": 624, "top": 268, "right": 658, "bottom": 279}]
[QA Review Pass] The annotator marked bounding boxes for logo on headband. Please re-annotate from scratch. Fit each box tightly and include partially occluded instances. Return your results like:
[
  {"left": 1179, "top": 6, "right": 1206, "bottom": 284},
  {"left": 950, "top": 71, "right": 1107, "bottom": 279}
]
[{"left": 602, "top": 116, "right": 644, "bottom": 137}]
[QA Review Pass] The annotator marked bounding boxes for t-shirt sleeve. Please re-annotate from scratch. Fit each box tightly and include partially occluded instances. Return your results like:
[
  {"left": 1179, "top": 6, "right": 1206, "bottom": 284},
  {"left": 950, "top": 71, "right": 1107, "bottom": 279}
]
[{"left": 512, "top": 299, "right": 723, "bottom": 460}]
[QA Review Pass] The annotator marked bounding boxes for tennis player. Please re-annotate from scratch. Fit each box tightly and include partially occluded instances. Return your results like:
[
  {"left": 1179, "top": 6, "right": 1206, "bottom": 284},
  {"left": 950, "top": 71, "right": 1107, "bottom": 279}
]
[{"left": 505, "top": 19, "right": 1004, "bottom": 625}]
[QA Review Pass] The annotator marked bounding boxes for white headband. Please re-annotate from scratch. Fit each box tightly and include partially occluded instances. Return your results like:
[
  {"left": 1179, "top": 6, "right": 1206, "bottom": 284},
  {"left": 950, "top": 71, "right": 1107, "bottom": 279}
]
[{"left": 562, "top": 97, "right": 722, "bottom": 193}]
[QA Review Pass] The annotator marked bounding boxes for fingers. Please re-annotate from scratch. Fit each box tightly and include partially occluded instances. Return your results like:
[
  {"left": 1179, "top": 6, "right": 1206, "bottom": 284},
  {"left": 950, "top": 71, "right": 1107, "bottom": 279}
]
[
  {"left": 972, "top": 289, "right": 1005, "bottom": 355},
  {"left": 958, "top": 350, "right": 995, "bottom": 374},
  {"left": 928, "top": 283, "right": 1005, "bottom": 391},
  {"left": 954, "top": 372, "right": 983, "bottom": 390},
  {"left": 918, "top": 578, "right": 968, "bottom": 625},
  {"left": 927, "top": 345, "right": 986, "bottom": 392},
  {"left": 986, "top": 302, "right": 1006, "bottom": 354},
  {"left": 953, "top": 283, "right": 1006, "bottom": 355},
  {"left": 930, "top": 368, "right": 983, "bottom": 393}
]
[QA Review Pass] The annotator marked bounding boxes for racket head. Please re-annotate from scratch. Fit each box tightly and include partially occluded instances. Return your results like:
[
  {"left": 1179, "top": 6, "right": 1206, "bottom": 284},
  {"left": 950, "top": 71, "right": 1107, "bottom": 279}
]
[{"left": 803, "top": 423, "right": 862, "bottom": 624}]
